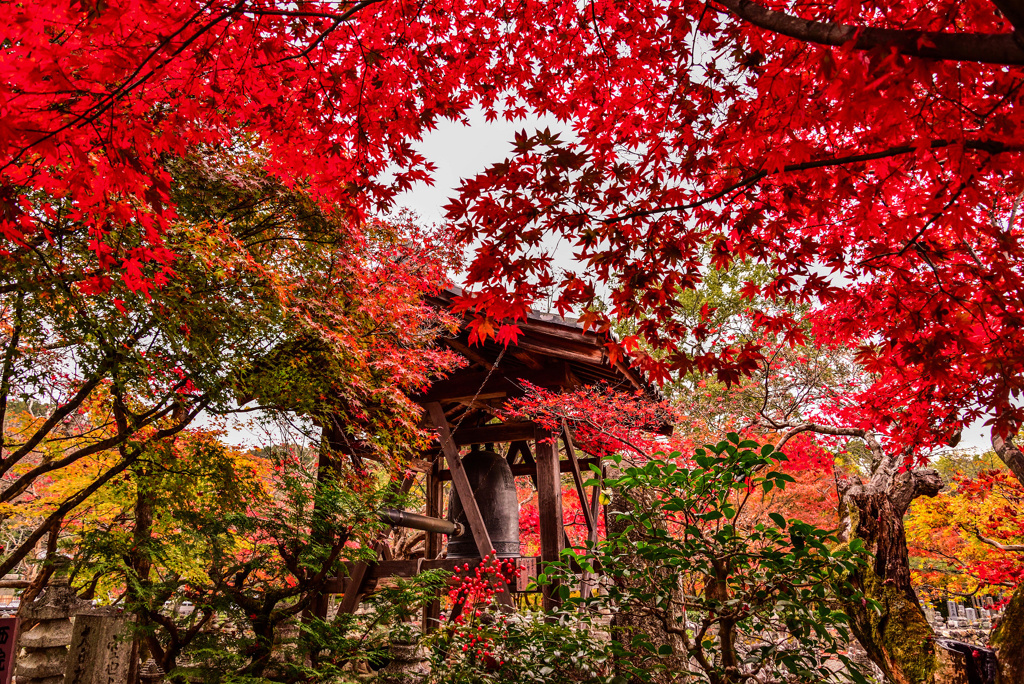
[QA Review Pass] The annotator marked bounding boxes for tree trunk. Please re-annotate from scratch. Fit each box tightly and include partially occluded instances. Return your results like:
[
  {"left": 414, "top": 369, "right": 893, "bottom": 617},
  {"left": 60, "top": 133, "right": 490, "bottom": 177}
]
[
  {"left": 128, "top": 469, "right": 155, "bottom": 684},
  {"left": 839, "top": 481, "right": 941, "bottom": 683},
  {"left": 606, "top": 463, "right": 689, "bottom": 684},
  {"left": 989, "top": 429, "right": 1024, "bottom": 684},
  {"left": 991, "top": 569, "right": 1024, "bottom": 682},
  {"left": 837, "top": 435, "right": 993, "bottom": 684}
]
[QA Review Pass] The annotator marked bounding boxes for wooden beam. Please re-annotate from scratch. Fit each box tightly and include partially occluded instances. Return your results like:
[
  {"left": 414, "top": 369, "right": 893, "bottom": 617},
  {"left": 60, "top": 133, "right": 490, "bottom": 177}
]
[
  {"left": 535, "top": 429, "right": 564, "bottom": 614},
  {"left": 514, "top": 338, "right": 605, "bottom": 365},
  {"left": 579, "top": 464, "right": 604, "bottom": 600},
  {"left": 452, "top": 421, "right": 537, "bottom": 446},
  {"left": 510, "top": 348, "right": 544, "bottom": 370},
  {"left": 425, "top": 402, "right": 494, "bottom": 559},
  {"left": 562, "top": 419, "right": 595, "bottom": 535},
  {"left": 519, "top": 441, "right": 537, "bottom": 475},
  {"left": 520, "top": 319, "right": 603, "bottom": 344},
  {"left": 425, "top": 404, "right": 514, "bottom": 606},
  {"left": 417, "top": 378, "right": 514, "bottom": 404},
  {"left": 337, "top": 562, "right": 372, "bottom": 614},
  {"left": 336, "top": 474, "right": 415, "bottom": 614},
  {"left": 444, "top": 338, "right": 495, "bottom": 370},
  {"left": 415, "top": 366, "right": 570, "bottom": 405},
  {"left": 505, "top": 441, "right": 526, "bottom": 467},
  {"left": 436, "top": 457, "right": 599, "bottom": 481}
]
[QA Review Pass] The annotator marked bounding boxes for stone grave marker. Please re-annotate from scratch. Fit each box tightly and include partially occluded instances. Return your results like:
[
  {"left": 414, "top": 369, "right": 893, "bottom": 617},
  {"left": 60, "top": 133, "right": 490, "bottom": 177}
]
[
  {"left": 18, "top": 572, "right": 87, "bottom": 684},
  {"left": 65, "top": 611, "right": 134, "bottom": 684},
  {"left": 966, "top": 607, "right": 977, "bottom": 624}
]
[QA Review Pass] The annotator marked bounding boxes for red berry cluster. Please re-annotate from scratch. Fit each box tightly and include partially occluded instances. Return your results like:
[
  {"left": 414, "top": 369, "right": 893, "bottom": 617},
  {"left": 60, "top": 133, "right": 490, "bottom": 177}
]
[{"left": 440, "top": 552, "right": 522, "bottom": 668}]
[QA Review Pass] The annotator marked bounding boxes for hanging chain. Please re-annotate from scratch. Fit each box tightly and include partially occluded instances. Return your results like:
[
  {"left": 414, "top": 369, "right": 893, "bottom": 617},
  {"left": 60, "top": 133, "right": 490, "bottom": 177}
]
[{"left": 449, "top": 345, "right": 507, "bottom": 437}]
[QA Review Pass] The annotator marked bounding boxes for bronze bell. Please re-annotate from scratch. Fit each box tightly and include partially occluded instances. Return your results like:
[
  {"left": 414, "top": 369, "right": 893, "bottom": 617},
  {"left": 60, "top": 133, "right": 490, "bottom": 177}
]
[{"left": 446, "top": 446, "right": 521, "bottom": 559}]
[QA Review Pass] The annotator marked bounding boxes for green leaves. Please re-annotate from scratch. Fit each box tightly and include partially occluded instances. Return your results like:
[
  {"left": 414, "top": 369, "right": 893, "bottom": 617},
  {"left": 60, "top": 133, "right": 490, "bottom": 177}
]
[{"left": 553, "top": 436, "right": 871, "bottom": 684}]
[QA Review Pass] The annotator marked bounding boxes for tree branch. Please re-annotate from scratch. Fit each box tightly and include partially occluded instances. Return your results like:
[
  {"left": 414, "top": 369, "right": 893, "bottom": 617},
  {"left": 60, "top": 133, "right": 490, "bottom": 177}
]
[
  {"left": 0, "top": 293, "right": 24, "bottom": 453},
  {"left": 989, "top": 0, "right": 1024, "bottom": 40},
  {"left": 606, "top": 139, "right": 1019, "bottom": 224},
  {"left": 0, "top": 370, "right": 108, "bottom": 478},
  {"left": 890, "top": 467, "right": 943, "bottom": 515},
  {"left": 714, "top": 0, "right": 1024, "bottom": 65},
  {"left": 0, "top": 403, "right": 176, "bottom": 504},
  {"left": 774, "top": 422, "right": 865, "bottom": 451},
  {"left": 973, "top": 530, "right": 1024, "bottom": 553},
  {"left": 0, "top": 397, "right": 209, "bottom": 577},
  {"left": 992, "top": 427, "right": 1024, "bottom": 484}
]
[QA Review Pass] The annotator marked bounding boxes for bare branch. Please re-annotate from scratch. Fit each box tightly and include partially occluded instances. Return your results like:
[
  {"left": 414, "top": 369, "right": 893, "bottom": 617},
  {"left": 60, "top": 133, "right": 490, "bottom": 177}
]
[
  {"left": 714, "top": 0, "right": 1024, "bottom": 65},
  {"left": 775, "top": 422, "right": 865, "bottom": 451},
  {"left": 971, "top": 528, "right": 1024, "bottom": 553},
  {"left": 607, "top": 139, "right": 1020, "bottom": 224}
]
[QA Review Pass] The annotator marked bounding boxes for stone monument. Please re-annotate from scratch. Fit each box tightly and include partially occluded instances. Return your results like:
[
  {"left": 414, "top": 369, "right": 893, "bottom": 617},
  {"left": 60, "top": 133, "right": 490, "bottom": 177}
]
[
  {"left": 377, "top": 628, "right": 430, "bottom": 684},
  {"left": 17, "top": 563, "right": 88, "bottom": 684},
  {"left": 64, "top": 609, "right": 134, "bottom": 684}
]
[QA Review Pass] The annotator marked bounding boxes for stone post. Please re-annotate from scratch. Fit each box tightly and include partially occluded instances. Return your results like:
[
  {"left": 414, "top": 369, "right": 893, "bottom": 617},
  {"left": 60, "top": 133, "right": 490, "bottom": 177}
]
[
  {"left": 17, "top": 568, "right": 88, "bottom": 684},
  {"left": 138, "top": 659, "right": 165, "bottom": 684},
  {"left": 64, "top": 609, "right": 134, "bottom": 684},
  {"left": 377, "top": 629, "right": 430, "bottom": 684}
]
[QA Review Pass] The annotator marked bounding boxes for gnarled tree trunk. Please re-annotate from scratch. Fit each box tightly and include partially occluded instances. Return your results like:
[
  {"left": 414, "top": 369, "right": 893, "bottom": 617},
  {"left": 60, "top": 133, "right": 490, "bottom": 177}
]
[
  {"left": 990, "top": 431, "right": 1024, "bottom": 684},
  {"left": 990, "top": 582, "right": 1024, "bottom": 683},
  {"left": 837, "top": 434, "right": 991, "bottom": 684}
]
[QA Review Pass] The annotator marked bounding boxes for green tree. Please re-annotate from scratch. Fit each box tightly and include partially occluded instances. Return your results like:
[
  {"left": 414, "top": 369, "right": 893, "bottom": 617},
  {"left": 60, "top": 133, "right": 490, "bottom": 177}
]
[
  {"left": 0, "top": 153, "right": 460, "bottom": 577},
  {"left": 567, "top": 437, "right": 870, "bottom": 684}
]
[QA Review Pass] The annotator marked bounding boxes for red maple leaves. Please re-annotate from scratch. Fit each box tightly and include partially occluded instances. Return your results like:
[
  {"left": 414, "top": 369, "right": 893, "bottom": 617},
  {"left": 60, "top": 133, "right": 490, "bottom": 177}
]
[{"left": 5, "top": 0, "right": 1024, "bottom": 450}]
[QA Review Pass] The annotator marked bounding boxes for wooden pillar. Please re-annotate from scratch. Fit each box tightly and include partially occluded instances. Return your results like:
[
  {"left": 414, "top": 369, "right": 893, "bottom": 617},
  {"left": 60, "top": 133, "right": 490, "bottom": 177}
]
[
  {"left": 535, "top": 429, "right": 564, "bottom": 613},
  {"left": 562, "top": 420, "right": 595, "bottom": 534},
  {"left": 423, "top": 459, "right": 444, "bottom": 632},
  {"left": 425, "top": 460, "right": 444, "bottom": 561},
  {"left": 579, "top": 463, "right": 604, "bottom": 600}
]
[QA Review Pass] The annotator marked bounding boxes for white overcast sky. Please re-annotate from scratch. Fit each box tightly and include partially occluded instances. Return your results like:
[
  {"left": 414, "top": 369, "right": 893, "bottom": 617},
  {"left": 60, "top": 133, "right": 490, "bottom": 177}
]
[{"left": 396, "top": 107, "right": 567, "bottom": 223}]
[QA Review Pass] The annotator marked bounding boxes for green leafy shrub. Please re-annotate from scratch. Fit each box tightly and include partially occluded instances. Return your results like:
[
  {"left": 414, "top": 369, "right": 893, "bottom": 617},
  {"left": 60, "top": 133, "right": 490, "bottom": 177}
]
[{"left": 546, "top": 436, "right": 873, "bottom": 684}]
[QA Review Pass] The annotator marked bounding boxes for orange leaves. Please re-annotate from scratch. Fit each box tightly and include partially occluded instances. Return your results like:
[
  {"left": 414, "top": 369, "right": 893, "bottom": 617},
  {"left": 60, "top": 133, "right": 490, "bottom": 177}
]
[{"left": 907, "top": 457, "right": 1024, "bottom": 595}]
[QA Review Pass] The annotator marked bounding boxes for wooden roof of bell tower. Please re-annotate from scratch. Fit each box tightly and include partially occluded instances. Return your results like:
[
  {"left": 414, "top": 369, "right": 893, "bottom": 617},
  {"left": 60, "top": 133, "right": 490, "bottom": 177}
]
[{"left": 414, "top": 287, "right": 664, "bottom": 433}]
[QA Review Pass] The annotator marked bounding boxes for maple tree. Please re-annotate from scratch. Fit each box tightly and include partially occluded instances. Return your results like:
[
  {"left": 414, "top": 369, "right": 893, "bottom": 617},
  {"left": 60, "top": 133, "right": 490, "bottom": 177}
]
[
  {"left": 6, "top": 1, "right": 1024, "bottom": 679},
  {"left": 6, "top": 0, "right": 1021, "bottom": 462},
  {"left": 55, "top": 427, "right": 268, "bottom": 672},
  {"left": 906, "top": 452, "right": 1024, "bottom": 598},
  {"left": 33, "top": 423, "right": 424, "bottom": 679},
  {"left": 0, "top": 153, "right": 459, "bottom": 579},
  {"left": 446, "top": 0, "right": 1024, "bottom": 459}
]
